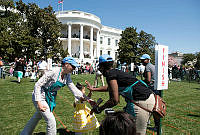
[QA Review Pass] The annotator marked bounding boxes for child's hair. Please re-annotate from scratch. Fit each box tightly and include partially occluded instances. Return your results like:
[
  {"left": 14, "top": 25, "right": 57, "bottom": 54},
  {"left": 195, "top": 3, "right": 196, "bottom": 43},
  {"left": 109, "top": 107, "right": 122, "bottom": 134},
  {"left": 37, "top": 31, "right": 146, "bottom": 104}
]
[
  {"left": 76, "top": 82, "right": 84, "bottom": 90},
  {"left": 99, "top": 111, "right": 136, "bottom": 135}
]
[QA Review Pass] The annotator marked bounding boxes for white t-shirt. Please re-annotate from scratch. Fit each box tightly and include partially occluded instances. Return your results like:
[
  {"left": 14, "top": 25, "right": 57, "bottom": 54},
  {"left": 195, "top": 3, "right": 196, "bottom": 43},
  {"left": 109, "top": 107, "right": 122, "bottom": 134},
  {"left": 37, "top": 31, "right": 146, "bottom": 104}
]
[
  {"left": 38, "top": 60, "right": 47, "bottom": 70},
  {"left": 138, "top": 65, "right": 145, "bottom": 73}
]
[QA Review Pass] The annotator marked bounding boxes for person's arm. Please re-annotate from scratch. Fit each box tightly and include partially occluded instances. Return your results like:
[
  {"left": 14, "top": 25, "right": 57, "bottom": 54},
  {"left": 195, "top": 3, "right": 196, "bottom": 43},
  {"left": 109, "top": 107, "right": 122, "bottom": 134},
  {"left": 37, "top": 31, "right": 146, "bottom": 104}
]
[
  {"left": 68, "top": 82, "right": 84, "bottom": 100},
  {"left": 85, "top": 80, "right": 108, "bottom": 92},
  {"left": 146, "top": 71, "right": 151, "bottom": 83},
  {"left": 91, "top": 80, "right": 119, "bottom": 114},
  {"left": 99, "top": 80, "right": 119, "bottom": 111}
]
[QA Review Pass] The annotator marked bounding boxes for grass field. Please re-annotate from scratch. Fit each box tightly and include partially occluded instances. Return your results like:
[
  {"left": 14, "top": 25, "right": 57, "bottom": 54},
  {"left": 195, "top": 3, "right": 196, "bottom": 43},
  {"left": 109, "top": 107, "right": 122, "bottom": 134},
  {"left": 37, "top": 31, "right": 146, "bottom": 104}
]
[{"left": 0, "top": 74, "right": 200, "bottom": 135}]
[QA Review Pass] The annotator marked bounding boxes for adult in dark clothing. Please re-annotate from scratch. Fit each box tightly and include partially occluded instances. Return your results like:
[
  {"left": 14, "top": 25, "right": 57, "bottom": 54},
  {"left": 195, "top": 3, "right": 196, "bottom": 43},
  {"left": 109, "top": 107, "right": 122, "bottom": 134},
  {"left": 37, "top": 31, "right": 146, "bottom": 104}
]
[
  {"left": 86, "top": 54, "right": 155, "bottom": 135},
  {"left": 14, "top": 58, "right": 25, "bottom": 83}
]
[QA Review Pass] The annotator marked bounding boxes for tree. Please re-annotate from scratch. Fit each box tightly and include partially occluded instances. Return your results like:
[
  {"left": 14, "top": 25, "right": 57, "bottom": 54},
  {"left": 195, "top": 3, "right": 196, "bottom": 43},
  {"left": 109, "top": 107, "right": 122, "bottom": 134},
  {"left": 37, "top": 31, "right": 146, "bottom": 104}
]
[
  {"left": 0, "top": 0, "right": 25, "bottom": 61},
  {"left": 0, "top": 0, "right": 65, "bottom": 62},
  {"left": 16, "top": 0, "right": 63, "bottom": 60},
  {"left": 194, "top": 52, "right": 200, "bottom": 69},
  {"left": 138, "top": 30, "right": 157, "bottom": 63},
  {"left": 117, "top": 27, "right": 139, "bottom": 64},
  {"left": 117, "top": 27, "right": 157, "bottom": 64},
  {"left": 181, "top": 53, "right": 196, "bottom": 65}
]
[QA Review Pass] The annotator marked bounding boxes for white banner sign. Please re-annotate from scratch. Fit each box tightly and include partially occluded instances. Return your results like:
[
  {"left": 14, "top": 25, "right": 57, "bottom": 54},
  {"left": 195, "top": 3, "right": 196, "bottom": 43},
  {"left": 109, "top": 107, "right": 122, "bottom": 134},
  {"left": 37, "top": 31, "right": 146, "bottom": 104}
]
[
  {"left": 131, "top": 63, "right": 134, "bottom": 71},
  {"left": 154, "top": 45, "right": 168, "bottom": 90}
]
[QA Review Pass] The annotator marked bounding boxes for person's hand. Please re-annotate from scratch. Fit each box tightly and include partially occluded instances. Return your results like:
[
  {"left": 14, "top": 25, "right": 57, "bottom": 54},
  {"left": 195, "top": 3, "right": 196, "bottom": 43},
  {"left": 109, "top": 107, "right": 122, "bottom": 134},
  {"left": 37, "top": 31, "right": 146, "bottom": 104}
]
[
  {"left": 85, "top": 80, "right": 93, "bottom": 91},
  {"left": 37, "top": 101, "right": 48, "bottom": 112},
  {"left": 91, "top": 106, "right": 102, "bottom": 114},
  {"left": 88, "top": 99, "right": 97, "bottom": 107},
  {"left": 80, "top": 97, "right": 87, "bottom": 102},
  {"left": 88, "top": 90, "right": 92, "bottom": 97}
]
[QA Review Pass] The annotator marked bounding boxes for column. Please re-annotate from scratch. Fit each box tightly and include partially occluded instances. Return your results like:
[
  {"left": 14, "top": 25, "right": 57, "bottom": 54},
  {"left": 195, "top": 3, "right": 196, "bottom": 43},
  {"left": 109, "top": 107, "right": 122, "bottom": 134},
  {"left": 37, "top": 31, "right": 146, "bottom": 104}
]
[
  {"left": 67, "top": 23, "right": 72, "bottom": 56},
  {"left": 79, "top": 24, "right": 84, "bottom": 59},
  {"left": 90, "top": 27, "right": 94, "bottom": 59},
  {"left": 96, "top": 29, "right": 100, "bottom": 58}
]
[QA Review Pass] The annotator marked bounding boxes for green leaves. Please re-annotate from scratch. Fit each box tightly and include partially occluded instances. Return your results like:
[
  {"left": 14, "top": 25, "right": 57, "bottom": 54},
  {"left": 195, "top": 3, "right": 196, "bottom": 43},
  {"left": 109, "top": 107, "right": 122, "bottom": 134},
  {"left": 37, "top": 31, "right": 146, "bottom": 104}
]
[
  {"left": 0, "top": 0, "right": 64, "bottom": 62},
  {"left": 118, "top": 27, "right": 157, "bottom": 64}
]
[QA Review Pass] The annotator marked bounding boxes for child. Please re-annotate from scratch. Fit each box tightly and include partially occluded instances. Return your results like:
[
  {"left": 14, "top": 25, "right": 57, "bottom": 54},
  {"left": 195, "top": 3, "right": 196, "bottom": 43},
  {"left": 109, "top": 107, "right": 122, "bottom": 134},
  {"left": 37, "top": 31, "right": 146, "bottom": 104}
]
[
  {"left": 30, "top": 69, "right": 36, "bottom": 82},
  {"left": 9, "top": 64, "right": 14, "bottom": 77},
  {"left": 72, "top": 82, "right": 100, "bottom": 135}
]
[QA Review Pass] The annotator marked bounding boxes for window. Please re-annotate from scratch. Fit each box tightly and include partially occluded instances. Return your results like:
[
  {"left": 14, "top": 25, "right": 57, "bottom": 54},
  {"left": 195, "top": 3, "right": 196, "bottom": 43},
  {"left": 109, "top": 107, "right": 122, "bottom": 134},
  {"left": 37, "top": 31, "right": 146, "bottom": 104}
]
[
  {"left": 115, "top": 40, "right": 118, "bottom": 46},
  {"left": 100, "top": 50, "right": 103, "bottom": 55},
  {"left": 108, "top": 51, "right": 110, "bottom": 55},
  {"left": 108, "top": 38, "right": 111, "bottom": 45},
  {"left": 100, "top": 37, "right": 103, "bottom": 44}
]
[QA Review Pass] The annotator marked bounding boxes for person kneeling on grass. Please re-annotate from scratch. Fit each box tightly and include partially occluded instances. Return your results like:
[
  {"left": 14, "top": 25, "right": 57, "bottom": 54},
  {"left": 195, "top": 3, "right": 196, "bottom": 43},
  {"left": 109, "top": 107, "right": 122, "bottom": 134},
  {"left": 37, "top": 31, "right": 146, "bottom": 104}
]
[
  {"left": 72, "top": 82, "right": 100, "bottom": 135},
  {"left": 20, "top": 57, "right": 85, "bottom": 135}
]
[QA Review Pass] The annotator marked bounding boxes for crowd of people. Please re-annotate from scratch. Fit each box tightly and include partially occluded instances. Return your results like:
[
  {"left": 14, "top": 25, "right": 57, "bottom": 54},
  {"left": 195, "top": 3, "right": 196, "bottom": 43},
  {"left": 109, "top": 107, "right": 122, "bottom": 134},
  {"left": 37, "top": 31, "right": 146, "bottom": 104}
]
[
  {"left": 0, "top": 53, "right": 198, "bottom": 135},
  {"left": 169, "top": 64, "right": 200, "bottom": 82},
  {"left": 17, "top": 54, "right": 161, "bottom": 135}
]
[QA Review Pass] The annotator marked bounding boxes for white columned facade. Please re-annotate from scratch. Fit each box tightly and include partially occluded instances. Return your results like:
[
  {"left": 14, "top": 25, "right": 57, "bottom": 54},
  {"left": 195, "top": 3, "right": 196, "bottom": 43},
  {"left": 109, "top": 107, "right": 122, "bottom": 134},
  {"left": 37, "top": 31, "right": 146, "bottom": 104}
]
[
  {"left": 56, "top": 10, "right": 122, "bottom": 63},
  {"left": 67, "top": 23, "right": 72, "bottom": 56},
  {"left": 90, "top": 27, "right": 94, "bottom": 59},
  {"left": 80, "top": 24, "right": 84, "bottom": 59},
  {"left": 96, "top": 29, "right": 100, "bottom": 58}
]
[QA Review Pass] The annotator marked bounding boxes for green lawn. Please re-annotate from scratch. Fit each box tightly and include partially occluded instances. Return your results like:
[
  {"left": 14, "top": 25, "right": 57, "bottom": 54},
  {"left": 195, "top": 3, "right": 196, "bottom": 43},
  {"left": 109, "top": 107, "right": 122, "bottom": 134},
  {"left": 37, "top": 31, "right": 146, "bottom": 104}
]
[{"left": 0, "top": 74, "right": 200, "bottom": 135}]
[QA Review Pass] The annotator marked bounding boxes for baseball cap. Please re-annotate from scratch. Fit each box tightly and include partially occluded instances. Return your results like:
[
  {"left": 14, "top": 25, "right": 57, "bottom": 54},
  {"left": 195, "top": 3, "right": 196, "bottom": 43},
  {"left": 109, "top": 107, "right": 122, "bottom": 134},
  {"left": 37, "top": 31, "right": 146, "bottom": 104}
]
[
  {"left": 140, "top": 54, "right": 151, "bottom": 60},
  {"left": 99, "top": 54, "right": 113, "bottom": 64},
  {"left": 62, "top": 57, "right": 79, "bottom": 67}
]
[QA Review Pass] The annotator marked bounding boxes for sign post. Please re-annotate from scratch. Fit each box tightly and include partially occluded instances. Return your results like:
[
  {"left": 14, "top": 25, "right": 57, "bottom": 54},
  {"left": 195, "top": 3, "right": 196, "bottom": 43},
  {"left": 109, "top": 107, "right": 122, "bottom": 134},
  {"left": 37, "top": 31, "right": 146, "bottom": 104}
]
[{"left": 154, "top": 45, "right": 168, "bottom": 135}]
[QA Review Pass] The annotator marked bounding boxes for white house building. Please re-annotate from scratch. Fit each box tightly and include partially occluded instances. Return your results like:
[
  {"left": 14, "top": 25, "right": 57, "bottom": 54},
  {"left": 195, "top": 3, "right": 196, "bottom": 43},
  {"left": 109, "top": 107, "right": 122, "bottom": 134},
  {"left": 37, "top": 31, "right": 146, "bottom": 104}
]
[{"left": 55, "top": 10, "right": 122, "bottom": 64}]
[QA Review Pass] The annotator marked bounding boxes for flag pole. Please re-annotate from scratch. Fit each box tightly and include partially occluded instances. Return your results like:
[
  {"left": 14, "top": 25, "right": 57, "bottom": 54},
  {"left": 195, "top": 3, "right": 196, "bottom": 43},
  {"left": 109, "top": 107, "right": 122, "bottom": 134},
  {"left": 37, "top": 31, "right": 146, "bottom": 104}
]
[{"left": 62, "top": 1, "right": 63, "bottom": 11}]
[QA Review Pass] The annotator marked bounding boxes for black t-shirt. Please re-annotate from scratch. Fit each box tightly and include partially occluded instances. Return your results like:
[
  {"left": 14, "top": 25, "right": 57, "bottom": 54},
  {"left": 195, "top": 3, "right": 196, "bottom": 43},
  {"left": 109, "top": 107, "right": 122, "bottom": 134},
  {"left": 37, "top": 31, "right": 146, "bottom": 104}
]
[
  {"left": 105, "top": 69, "right": 152, "bottom": 100},
  {"left": 15, "top": 62, "right": 24, "bottom": 72}
]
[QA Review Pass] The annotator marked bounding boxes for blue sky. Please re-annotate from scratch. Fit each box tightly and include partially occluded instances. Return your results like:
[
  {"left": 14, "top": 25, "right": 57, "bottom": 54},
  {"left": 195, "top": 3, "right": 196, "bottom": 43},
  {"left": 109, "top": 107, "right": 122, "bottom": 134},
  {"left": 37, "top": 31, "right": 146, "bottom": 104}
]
[{"left": 20, "top": 0, "right": 200, "bottom": 54}]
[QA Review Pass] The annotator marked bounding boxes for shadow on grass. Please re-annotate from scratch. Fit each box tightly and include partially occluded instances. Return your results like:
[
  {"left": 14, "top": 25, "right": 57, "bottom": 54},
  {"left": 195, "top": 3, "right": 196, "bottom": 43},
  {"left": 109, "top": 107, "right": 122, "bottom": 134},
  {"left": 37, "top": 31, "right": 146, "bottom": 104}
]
[
  {"left": 10, "top": 80, "right": 20, "bottom": 84},
  {"left": 195, "top": 88, "right": 200, "bottom": 90},
  {"left": 10, "top": 80, "right": 19, "bottom": 83},
  {"left": 187, "top": 114, "right": 200, "bottom": 117},
  {"left": 33, "top": 132, "right": 45, "bottom": 135},
  {"left": 57, "top": 128, "right": 75, "bottom": 135},
  {"left": 33, "top": 129, "right": 75, "bottom": 135}
]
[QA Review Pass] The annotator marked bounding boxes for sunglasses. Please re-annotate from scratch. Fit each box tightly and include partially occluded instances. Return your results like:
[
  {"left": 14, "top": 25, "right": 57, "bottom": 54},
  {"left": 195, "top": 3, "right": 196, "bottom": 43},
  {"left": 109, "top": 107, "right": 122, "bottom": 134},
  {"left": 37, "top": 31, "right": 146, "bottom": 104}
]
[{"left": 68, "top": 63, "right": 76, "bottom": 70}]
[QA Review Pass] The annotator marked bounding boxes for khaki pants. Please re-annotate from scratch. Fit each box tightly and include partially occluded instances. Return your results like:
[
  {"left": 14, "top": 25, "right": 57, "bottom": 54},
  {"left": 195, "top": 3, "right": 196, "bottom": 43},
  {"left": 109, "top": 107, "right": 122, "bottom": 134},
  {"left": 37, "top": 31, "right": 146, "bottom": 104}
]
[{"left": 134, "top": 94, "right": 155, "bottom": 135}]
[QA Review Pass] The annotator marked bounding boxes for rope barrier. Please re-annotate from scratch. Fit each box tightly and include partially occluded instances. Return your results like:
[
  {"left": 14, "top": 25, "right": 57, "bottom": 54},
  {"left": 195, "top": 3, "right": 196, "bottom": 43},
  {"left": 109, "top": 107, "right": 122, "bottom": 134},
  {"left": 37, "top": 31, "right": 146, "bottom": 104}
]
[
  {"left": 167, "top": 105, "right": 199, "bottom": 115},
  {"left": 53, "top": 93, "right": 74, "bottom": 133},
  {"left": 53, "top": 111, "right": 70, "bottom": 132},
  {"left": 146, "top": 129, "right": 154, "bottom": 135},
  {"left": 168, "top": 113, "right": 200, "bottom": 125},
  {"left": 162, "top": 120, "right": 189, "bottom": 134},
  {"left": 57, "top": 94, "right": 73, "bottom": 107}
]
